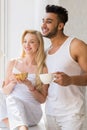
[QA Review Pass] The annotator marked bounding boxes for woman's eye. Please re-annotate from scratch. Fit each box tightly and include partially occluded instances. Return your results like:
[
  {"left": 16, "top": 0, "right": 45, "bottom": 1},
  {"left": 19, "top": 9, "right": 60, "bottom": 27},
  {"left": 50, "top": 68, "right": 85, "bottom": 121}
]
[
  {"left": 31, "top": 41, "right": 34, "bottom": 43},
  {"left": 24, "top": 40, "right": 27, "bottom": 43},
  {"left": 30, "top": 41, "right": 37, "bottom": 44},
  {"left": 23, "top": 40, "right": 37, "bottom": 44}
]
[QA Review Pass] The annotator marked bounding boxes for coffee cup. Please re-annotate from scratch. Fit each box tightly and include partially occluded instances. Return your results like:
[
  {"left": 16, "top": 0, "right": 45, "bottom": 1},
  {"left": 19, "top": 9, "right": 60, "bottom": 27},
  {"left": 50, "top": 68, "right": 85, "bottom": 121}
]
[{"left": 39, "top": 73, "right": 54, "bottom": 84}]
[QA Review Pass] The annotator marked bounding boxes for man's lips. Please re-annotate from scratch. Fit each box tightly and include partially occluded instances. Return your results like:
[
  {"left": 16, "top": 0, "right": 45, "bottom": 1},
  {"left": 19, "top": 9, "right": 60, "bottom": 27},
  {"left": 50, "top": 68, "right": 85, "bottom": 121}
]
[{"left": 42, "top": 28, "right": 48, "bottom": 34}]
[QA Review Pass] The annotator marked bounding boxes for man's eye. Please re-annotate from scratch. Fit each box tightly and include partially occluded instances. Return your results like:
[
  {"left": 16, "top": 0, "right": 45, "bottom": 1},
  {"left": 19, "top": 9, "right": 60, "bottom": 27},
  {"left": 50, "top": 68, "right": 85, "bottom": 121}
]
[{"left": 47, "top": 21, "right": 52, "bottom": 23}]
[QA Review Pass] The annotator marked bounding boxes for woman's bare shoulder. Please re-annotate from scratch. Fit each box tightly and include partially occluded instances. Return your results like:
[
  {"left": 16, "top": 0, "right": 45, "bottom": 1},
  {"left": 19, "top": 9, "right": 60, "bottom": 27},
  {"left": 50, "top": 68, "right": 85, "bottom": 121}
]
[{"left": 7, "top": 58, "right": 17, "bottom": 67}]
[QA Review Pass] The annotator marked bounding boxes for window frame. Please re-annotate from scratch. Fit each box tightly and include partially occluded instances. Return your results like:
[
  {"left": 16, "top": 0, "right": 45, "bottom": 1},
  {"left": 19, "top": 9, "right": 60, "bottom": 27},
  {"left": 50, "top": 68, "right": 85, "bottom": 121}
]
[{"left": 0, "top": 0, "right": 8, "bottom": 80}]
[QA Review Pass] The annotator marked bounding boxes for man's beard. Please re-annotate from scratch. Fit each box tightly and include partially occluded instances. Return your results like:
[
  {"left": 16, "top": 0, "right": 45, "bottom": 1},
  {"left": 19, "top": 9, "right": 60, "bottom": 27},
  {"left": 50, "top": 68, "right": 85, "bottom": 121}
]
[{"left": 42, "top": 25, "right": 58, "bottom": 38}]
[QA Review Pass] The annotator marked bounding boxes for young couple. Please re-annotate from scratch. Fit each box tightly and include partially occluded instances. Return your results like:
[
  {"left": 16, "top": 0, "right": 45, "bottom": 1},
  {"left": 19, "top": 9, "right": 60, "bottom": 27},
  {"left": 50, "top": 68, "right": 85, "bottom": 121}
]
[{"left": 0, "top": 4, "right": 87, "bottom": 130}]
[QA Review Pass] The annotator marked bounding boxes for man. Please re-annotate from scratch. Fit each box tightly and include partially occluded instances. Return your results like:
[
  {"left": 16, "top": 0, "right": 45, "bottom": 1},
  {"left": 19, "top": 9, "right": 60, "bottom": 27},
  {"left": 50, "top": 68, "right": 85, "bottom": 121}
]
[{"left": 41, "top": 4, "right": 87, "bottom": 130}]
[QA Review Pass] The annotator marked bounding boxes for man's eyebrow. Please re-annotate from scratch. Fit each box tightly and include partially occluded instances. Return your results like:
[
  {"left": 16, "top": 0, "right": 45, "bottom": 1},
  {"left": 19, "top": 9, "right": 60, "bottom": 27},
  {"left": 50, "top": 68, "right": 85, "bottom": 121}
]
[{"left": 42, "top": 18, "right": 53, "bottom": 21}]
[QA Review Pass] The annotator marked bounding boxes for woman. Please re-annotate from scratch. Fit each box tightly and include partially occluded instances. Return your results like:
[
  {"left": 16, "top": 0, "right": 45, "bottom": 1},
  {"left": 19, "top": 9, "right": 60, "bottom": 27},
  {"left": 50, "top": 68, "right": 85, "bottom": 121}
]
[{"left": 0, "top": 30, "right": 48, "bottom": 130}]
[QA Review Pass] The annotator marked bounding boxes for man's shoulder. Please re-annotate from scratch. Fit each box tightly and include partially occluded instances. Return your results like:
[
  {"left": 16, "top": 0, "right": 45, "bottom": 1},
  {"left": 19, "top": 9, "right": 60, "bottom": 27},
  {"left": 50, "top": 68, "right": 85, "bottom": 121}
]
[
  {"left": 71, "top": 37, "right": 87, "bottom": 47},
  {"left": 70, "top": 37, "right": 87, "bottom": 58}
]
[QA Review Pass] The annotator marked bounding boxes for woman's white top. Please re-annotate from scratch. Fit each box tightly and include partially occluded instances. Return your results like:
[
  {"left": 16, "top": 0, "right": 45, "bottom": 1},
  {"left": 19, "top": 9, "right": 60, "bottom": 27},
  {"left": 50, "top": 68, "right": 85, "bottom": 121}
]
[
  {"left": 11, "top": 68, "right": 39, "bottom": 104},
  {"left": 0, "top": 67, "right": 42, "bottom": 129},
  {"left": 45, "top": 37, "right": 86, "bottom": 117}
]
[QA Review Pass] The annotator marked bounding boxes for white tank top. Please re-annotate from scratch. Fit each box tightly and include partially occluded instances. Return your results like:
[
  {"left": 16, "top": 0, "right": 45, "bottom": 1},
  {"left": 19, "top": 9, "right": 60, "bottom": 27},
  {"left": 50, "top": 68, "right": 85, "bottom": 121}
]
[
  {"left": 45, "top": 37, "right": 86, "bottom": 116},
  {"left": 10, "top": 66, "right": 40, "bottom": 105}
]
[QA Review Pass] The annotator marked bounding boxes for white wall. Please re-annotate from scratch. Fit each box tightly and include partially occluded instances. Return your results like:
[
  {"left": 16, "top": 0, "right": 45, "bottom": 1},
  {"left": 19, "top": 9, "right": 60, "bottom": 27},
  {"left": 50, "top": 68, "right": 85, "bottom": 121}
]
[
  {"left": 59, "top": 0, "right": 87, "bottom": 42},
  {"left": 7, "top": 0, "right": 37, "bottom": 59}
]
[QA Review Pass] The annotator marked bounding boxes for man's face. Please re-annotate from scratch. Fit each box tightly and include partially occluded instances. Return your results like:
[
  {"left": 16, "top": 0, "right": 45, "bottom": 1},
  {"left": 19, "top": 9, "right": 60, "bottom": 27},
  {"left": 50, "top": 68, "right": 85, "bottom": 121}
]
[{"left": 41, "top": 13, "right": 59, "bottom": 38}]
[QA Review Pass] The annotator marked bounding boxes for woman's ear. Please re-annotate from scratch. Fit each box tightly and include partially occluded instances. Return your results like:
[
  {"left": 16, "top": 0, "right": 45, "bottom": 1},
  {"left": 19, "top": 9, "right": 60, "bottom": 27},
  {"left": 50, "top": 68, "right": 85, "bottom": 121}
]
[{"left": 58, "top": 23, "right": 64, "bottom": 30}]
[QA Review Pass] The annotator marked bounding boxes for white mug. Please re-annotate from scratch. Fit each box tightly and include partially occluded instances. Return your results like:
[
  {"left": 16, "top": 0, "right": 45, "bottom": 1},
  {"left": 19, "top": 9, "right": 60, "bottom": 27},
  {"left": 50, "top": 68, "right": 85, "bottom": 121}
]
[{"left": 39, "top": 73, "right": 54, "bottom": 84}]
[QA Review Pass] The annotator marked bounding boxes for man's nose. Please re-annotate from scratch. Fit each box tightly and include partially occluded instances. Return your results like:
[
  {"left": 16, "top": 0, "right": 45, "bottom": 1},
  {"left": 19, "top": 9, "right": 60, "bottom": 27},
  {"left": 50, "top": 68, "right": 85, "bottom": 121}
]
[{"left": 42, "top": 22, "right": 47, "bottom": 28}]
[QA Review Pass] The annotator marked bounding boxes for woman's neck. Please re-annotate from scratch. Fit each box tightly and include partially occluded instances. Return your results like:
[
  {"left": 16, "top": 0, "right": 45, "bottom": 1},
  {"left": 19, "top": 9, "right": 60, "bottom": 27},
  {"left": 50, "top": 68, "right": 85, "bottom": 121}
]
[{"left": 23, "top": 55, "right": 36, "bottom": 66}]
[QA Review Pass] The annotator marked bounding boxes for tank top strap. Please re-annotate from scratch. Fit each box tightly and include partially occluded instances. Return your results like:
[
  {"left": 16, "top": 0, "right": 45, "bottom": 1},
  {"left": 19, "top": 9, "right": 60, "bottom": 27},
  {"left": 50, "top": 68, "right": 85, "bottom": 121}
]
[
  {"left": 67, "top": 36, "right": 75, "bottom": 45},
  {"left": 14, "top": 57, "right": 23, "bottom": 66},
  {"left": 12, "top": 57, "right": 23, "bottom": 74}
]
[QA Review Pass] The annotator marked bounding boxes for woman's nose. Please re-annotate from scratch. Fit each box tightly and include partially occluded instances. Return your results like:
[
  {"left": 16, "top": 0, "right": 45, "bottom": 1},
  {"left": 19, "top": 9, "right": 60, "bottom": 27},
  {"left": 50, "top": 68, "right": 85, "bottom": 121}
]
[{"left": 26, "top": 42, "right": 30, "bottom": 46}]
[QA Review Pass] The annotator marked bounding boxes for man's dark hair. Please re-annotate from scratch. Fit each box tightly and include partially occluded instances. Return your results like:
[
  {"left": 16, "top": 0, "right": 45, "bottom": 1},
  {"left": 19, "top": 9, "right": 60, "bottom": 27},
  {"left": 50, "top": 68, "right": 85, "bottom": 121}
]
[{"left": 46, "top": 5, "right": 68, "bottom": 24}]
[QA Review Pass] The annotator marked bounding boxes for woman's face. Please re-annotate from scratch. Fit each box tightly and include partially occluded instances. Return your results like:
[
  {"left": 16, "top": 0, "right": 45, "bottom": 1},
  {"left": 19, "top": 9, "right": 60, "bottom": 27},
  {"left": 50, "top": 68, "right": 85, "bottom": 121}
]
[{"left": 23, "top": 33, "right": 39, "bottom": 55}]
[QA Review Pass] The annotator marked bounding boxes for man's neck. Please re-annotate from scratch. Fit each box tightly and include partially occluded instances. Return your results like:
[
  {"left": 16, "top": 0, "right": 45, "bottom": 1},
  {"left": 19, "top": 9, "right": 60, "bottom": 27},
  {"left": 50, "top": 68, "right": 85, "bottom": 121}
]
[{"left": 50, "top": 34, "right": 68, "bottom": 47}]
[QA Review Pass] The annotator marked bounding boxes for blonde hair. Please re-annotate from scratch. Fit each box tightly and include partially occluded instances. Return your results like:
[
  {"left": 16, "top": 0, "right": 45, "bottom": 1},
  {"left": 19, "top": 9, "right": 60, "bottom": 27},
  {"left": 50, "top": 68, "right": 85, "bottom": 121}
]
[{"left": 21, "top": 30, "right": 46, "bottom": 91}]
